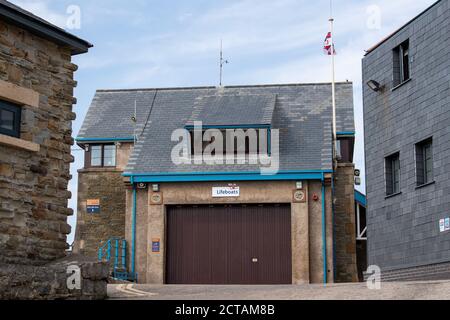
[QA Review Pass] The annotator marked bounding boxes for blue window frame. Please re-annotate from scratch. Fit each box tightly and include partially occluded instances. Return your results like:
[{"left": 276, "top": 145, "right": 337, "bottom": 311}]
[{"left": 0, "top": 100, "right": 21, "bottom": 138}]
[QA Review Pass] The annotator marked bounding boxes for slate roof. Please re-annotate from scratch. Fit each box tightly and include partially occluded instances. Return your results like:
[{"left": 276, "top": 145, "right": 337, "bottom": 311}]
[
  {"left": 77, "top": 83, "right": 355, "bottom": 174},
  {"left": 0, "top": 0, "right": 92, "bottom": 55},
  {"left": 187, "top": 94, "right": 276, "bottom": 127}
]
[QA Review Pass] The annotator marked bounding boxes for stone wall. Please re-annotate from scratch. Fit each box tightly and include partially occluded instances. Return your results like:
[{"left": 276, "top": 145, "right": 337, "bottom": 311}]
[
  {"left": 73, "top": 170, "right": 127, "bottom": 257},
  {"left": 0, "top": 255, "right": 108, "bottom": 300},
  {"left": 0, "top": 19, "right": 78, "bottom": 265},
  {"left": 334, "top": 163, "right": 358, "bottom": 282}
]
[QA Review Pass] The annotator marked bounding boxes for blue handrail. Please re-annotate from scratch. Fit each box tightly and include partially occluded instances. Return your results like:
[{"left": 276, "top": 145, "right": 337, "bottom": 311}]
[{"left": 98, "top": 237, "right": 132, "bottom": 281}]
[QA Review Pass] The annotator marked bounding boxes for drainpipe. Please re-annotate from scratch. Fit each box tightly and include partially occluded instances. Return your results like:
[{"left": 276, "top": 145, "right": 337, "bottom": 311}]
[
  {"left": 321, "top": 173, "right": 328, "bottom": 285},
  {"left": 131, "top": 177, "right": 137, "bottom": 281},
  {"left": 331, "top": 175, "right": 337, "bottom": 280}
]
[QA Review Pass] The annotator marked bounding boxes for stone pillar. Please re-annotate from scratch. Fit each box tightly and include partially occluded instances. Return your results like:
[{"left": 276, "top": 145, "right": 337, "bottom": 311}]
[
  {"left": 334, "top": 163, "right": 358, "bottom": 283},
  {"left": 146, "top": 195, "right": 165, "bottom": 284},
  {"left": 292, "top": 201, "right": 310, "bottom": 284}
]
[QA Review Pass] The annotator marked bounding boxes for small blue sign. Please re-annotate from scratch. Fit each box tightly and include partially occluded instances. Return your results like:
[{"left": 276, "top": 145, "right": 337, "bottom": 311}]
[
  {"left": 87, "top": 205, "right": 100, "bottom": 214},
  {"left": 87, "top": 199, "right": 100, "bottom": 214},
  {"left": 152, "top": 239, "right": 160, "bottom": 253}
]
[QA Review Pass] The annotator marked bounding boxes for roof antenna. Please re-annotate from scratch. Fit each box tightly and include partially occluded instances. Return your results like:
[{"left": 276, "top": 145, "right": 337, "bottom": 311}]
[
  {"left": 131, "top": 100, "right": 137, "bottom": 144},
  {"left": 219, "top": 39, "right": 229, "bottom": 87}
]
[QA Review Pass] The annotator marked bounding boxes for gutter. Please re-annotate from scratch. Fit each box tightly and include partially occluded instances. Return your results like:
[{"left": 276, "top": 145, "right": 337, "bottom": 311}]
[
  {"left": 123, "top": 170, "right": 333, "bottom": 183},
  {"left": 131, "top": 177, "right": 137, "bottom": 281},
  {"left": 76, "top": 137, "right": 135, "bottom": 143},
  {"left": 0, "top": 2, "right": 93, "bottom": 55}
]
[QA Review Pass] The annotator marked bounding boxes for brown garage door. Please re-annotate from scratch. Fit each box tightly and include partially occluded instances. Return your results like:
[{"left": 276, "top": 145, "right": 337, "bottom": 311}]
[{"left": 166, "top": 204, "right": 292, "bottom": 284}]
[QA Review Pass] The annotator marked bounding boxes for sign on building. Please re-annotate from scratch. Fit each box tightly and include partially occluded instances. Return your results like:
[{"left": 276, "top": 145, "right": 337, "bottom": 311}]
[
  {"left": 152, "top": 238, "right": 160, "bottom": 253},
  {"left": 87, "top": 199, "right": 100, "bottom": 214},
  {"left": 212, "top": 186, "right": 240, "bottom": 198}
]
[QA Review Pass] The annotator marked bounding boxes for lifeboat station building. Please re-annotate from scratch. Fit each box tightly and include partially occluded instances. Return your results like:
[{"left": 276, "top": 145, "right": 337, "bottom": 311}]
[{"left": 74, "top": 83, "right": 359, "bottom": 285}]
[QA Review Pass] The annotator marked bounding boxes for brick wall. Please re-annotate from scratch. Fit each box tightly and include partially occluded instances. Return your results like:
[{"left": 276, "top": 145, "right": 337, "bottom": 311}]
[
  {"left": 334, "top": 163, "right": 358, "bottom": 282},
  {"left": 0, "top": 20, "right": 78, "bottom": 265}
]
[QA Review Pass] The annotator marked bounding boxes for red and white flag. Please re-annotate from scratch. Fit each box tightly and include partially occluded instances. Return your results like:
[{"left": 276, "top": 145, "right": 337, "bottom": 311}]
[{"left": 323, "top": 32, "right": 336, "bottom": 55}]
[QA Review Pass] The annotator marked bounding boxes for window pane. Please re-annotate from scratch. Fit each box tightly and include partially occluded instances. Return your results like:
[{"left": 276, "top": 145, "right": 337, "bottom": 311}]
[
  {"left": 386, "top": 153, "right": 400, "bottom": 195},
  {"left": 91, "top": 146, "right": 102, "bottom": 166},
  {"left": 393, "top": 157, "right": 400, "bottom": 194},
  {"left": 424, "top": 143, "right": 433, "bottom": 183},
  {"left": 103, "top": 145, "right": 116, "bottom": 166},
  {"left": 402, "top": 44, "right": 410, "bottom": 81},
  {"left": 0, "top": 109, "right": 14, "bottom": 130}
]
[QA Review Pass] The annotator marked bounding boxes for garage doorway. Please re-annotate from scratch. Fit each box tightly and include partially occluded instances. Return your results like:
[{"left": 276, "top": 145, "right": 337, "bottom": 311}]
[{"left": 166, "top": 204, "right": 292, "bottom": 284}]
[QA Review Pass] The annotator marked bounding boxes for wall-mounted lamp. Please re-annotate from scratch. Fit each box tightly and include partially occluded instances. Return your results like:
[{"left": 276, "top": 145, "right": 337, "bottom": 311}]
[
  {"left": 152, "top": 184, "right": 160, "bottom": 192},
  {"left": 296, "top": 181, "right": 303, "bottom": 190},
  {"left": 367, "top": 80, "right": 383, "bottom": 92}
]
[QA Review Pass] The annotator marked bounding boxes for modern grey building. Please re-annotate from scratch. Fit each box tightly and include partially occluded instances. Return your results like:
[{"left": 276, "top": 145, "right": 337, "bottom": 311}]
[{"left": 363, "top": 0, "right": 450, "bottom": 280}]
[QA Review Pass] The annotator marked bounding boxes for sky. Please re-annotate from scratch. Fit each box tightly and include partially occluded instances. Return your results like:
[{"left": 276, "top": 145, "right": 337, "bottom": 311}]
[{"left": 9, "top": 0, "right": 437, "bottom": 244}]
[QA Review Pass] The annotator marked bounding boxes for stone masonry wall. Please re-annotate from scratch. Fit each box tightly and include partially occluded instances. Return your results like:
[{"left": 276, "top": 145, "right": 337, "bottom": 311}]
[
  {"left": 0, "top": 19, "right": 77, "bottom": 265},
  {"left": 0, "top": 255, "right": 108, "bottom": 300},
  {"left": 73, "top": 170, "right": 126, "bottom": 257},
  {"left": 334, "top": 163, "right": 358, "bottom": 282}
]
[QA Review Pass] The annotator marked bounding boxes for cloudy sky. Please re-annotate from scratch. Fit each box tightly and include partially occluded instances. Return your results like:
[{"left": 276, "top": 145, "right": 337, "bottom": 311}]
[{"left": 9, "top": 0, "right": 437, "bottom": 243}]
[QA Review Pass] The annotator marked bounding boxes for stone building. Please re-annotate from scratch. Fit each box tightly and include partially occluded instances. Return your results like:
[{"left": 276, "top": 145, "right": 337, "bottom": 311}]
[
  {"left": 363, "top": 0, "right": 450, "bottom": 281},
  {"left": 0, "top": 0, "right": 100, "bottom": 298},
  {"left": 75, "top": 83, "right": 359, "bottom": 284}
]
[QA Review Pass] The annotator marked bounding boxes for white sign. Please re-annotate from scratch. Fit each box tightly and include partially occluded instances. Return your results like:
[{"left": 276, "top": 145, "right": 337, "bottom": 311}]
[
  {"left": 212, "top": 187, "right": 240, "bottom": 198},
  {"left": 440, "top": 219, "right": 446, "bottom": 233},
  {"left": 445, "top": 218, "right": 450, "bottom": 232}
]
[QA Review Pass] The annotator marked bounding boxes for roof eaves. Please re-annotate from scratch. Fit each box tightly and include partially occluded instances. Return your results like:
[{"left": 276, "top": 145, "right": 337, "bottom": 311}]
[
  {"left": 95, "top": 81, "right": 353, "bottom": 93},
  {"left": 364, "top": 0, "right": 442, "bottom": 56},
  {"left": 0, "top": 1, "right": 92, "bottom": 55}
]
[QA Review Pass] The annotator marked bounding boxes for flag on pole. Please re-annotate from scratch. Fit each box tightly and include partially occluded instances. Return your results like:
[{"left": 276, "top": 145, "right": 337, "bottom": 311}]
[{"left": 323, "top": 32, "right": 336, "bottom": 55}]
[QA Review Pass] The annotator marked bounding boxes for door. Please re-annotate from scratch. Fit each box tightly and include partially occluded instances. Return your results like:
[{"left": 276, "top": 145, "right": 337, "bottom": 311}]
[{"left": 166, "top": 204, "right": 292, "bottom": 284}]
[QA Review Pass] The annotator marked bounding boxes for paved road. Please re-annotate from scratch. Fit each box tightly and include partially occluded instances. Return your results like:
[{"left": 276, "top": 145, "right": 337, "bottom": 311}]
[{"left": 108, "top": 280, "right": 450, "bottom": 300}]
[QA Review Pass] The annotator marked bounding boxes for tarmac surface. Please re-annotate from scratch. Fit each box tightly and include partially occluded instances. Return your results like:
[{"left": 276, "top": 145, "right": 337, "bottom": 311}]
[{"left": 107, "top": 280, "right": 450, "bottom": 300}]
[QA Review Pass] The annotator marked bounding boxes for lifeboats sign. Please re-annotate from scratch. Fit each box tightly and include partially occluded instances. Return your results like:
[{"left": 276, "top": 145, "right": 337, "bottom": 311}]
[{"left": 212, "top": 186, "right": 240, "bottom": 198}]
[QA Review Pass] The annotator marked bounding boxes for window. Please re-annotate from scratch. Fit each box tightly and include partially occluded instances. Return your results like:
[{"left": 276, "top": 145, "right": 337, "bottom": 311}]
[
  {"left": 416, "top": 138, "right": 433, "bottom": 186},
  {"left": 0, "top": 100, "right": 21, "bottom": 138},
  {"left": 393, "top": 40, "right": 410, "bottom": 87},
  {"left": 385, "top": 152, "right": 400, "bottom": 196},
  {"left": 336, "top": 137, "right": 355, "bottom": 163},
  {"left": 88, "top": 144, "right": 116, "bottom": 167},
  {"left": 190, "top": 128, "right": 270, "bottom": 157}
]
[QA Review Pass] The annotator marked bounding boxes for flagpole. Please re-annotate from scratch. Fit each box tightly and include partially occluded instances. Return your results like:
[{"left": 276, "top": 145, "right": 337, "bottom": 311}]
[{"left": 330, "top": 16, "right": 337, "bottom": 165}]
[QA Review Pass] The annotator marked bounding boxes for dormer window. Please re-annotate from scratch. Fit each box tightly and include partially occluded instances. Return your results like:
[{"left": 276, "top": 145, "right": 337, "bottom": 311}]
[
  {"left": 86, "top": 144, "right": 116, "bottom": 168},
  {"left": 188, "top": 127, "right": 271, "bottom": 158}
]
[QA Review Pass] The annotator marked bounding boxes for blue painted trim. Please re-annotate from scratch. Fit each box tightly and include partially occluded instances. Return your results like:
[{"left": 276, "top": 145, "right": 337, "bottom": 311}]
[
  {"left": 124, "top": 170, "right": 333, "bottom": 177},
  {"left": 123, "top": 170, "right": 333, "bottom": 183},
  {"left": 131, "top": 181, "right": 137, "bottom": 280},
  {"left": 321, "top": 173, "right": 328, "bottom": 285},
  {"left": 336, "top": 132, "right": 355, "bottom": 136},
  {"left": 76, "top": 137, "right": 135, "bottom": 142},
  {"left": 131, "top": 173, "right": 326, "bottom": 183},
  {"left": 355, "top": 190, "right": 367, "bottom": 207},
  {"left": 185, "top": 124, "right": 271, "bottom": 130}
]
